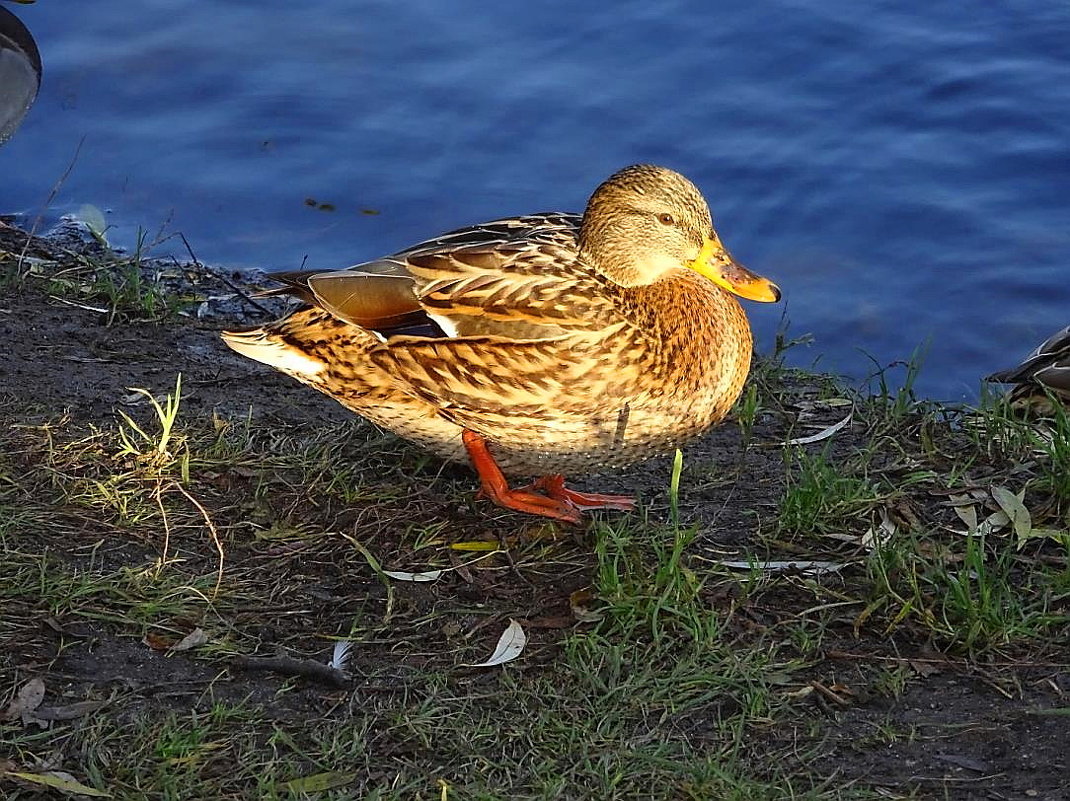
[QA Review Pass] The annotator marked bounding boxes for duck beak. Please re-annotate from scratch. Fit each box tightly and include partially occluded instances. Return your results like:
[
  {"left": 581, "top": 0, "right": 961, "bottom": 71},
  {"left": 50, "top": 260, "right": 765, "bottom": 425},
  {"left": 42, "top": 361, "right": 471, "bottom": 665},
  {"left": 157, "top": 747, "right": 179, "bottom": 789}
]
[{"left": 690, "top": 234, "right": 781, "bottom": 303}]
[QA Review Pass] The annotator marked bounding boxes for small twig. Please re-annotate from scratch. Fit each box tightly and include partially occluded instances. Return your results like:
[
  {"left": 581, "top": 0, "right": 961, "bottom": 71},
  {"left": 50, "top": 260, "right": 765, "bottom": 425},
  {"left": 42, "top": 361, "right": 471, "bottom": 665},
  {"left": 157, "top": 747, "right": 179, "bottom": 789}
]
[
  {"left": 230, "top": 655, "right": 348, "bottom": 687},
  {"left": 808, "top": 680, "right": 850, "bottom": 707},
  {"left": 178, "top": 232, "right": 273, "bottom": 316}
]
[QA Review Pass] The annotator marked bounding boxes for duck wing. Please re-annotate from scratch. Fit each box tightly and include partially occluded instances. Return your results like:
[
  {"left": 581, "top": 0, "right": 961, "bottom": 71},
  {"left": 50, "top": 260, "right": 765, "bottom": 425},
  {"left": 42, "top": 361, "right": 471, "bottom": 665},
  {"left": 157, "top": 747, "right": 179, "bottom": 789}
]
[
  {"left": 987, "top": 325, "right": 1070, "bottom": 393},
  {"left": 261, "top": 212, "right": 616, "bottom": 342}
]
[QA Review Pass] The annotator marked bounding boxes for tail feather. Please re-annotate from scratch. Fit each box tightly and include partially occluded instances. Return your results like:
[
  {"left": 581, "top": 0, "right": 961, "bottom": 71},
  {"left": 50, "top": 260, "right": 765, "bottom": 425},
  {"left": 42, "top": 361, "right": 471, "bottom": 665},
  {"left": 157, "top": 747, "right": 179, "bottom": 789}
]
[{"left": 221, "top": 328, "right": 326, "bottom": 377}]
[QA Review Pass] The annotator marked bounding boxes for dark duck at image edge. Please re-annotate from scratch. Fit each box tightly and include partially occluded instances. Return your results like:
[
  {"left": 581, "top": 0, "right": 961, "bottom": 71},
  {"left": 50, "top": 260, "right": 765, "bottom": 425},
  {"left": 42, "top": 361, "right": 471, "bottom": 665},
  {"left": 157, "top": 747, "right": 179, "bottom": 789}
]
[
  {"left": 986, "top": 325, "right": 1070, "bottom": 417},
  {"left": 222, "top": 164, "right": 782, "bottom": 523},
  {"left": 0, "top": 4, "right": 41, "bottom": 146}
]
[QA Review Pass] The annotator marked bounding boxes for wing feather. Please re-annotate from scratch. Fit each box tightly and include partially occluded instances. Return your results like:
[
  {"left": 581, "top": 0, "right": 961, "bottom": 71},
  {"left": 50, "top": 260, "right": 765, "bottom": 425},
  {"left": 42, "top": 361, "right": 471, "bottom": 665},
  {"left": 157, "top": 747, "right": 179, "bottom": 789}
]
[
  {"left": 369, "top": 323, "right": 641, "bottom": 437},
  {"left": 261, "top": 211, "right": 616, "bottom": 341}
]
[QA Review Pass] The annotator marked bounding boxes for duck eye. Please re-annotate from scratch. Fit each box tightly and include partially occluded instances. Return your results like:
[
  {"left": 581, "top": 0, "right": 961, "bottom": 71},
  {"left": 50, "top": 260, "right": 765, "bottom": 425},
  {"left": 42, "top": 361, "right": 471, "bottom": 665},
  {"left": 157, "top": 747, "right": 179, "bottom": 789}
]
[{"left": 656, "top": 213, "right": 675, "bottom": 226}]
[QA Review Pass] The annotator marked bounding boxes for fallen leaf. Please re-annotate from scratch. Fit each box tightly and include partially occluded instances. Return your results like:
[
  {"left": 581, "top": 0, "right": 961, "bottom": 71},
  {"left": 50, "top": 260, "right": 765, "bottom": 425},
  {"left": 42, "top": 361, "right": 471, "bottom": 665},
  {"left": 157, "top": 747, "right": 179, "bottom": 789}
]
[
  {"left": 795, "top": 398, "right": 853, "bottom": 411},
  {"left": 822, "top": 533, "right": 859, "bottom": 544},
  {"left": 448, "top": 541, "right": 500, "bottom": 552},
  {"left": 447, "top": 550, "right": 475, "bottom": 583},
  {"left": 570, "top": 588, "right": 605, "bottom": 623},
  {"left": 948, "top": 494, "right": 978, "bottom": 531},
  {"left": 711, "top": 560, "right": 847, "bottom": 576},
  {"left": 169, "top": 628, "right": 208, "bottom": 652},
  {"left": 2, "top": 678, "right": 45, "bottom": 723},
  {"left": 1017, "top": 527, "right": 1070, "bottom": 548},
  {"left": 976, "top": 508, "right": 1011, "bottom": 537},
  {"left": 861, "top": 507, "right": 897, "bottom": 550},
  {"left": 382, "top": 569, "right": 444, "bottom": 582},
  {"left": 463, "top": 619, "right": 527, "bottom": 667},
  {"left": 785, "top": 411, "right": 852, "bottom": 446},
  {"left": 908, "top": 660, "right": 942, "bottom": 677},
  {"left": 32, "top": 701, "right": 106, "bottom": 722},
  {"left": 990, "top": 486, "right": 1032, "bottom": 541},
  {"left": 5, "top": 770, "right": 111, "bottom": 797},
  {"left": 75, "top": 204, "right": 108, "bottom": 239},
  {"left": 280, "top": 771, "right": 359, "bottom": 793},
  {"left": 142, "top": 633, "right": 172, "bottom": 652}
]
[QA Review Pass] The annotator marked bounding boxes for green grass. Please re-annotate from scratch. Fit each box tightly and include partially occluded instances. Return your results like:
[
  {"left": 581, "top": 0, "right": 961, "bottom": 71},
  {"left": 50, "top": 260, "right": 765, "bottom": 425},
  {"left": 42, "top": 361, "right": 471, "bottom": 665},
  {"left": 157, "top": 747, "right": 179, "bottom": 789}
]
[
  {"left": 777, "top": 449, "right": 883, "bottom": 538},
  {"left": 862, "top": 527, "right": 1065, "bottom": 652}
]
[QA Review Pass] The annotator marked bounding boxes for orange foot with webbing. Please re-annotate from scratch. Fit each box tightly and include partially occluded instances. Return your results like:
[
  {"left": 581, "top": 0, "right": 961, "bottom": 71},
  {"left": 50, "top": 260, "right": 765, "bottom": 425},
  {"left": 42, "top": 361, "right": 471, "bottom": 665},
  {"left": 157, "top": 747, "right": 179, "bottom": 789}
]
[{"left": 462, "top": 430, "right": 636, "bottom": 524}]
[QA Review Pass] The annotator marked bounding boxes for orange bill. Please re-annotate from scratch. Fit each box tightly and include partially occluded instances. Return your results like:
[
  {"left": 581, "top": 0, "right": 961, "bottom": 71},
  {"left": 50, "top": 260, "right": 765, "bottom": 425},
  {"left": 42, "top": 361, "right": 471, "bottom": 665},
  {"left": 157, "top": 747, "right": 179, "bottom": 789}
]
[{"left": 689, "top": 235, "right": 781, "bottom": 303}]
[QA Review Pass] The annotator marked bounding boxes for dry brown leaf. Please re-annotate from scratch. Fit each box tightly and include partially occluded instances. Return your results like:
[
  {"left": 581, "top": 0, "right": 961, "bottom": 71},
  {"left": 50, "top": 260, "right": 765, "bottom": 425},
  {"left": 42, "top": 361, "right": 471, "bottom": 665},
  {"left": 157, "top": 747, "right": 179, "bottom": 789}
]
[
  {"left": 909, "top": 660, "right": 943, "bottom": 677},
  {"left": 2, "top": 678, "right": 45, "bottom": 724},
  {"left": 570, "top": 588, "right": 605, "bottom": 623},
  {"left": 169, "top": 628, "right": 209, "bottom": 652},
  {"left": 142, "top": 633, "right": 173, "bottom": 652}
]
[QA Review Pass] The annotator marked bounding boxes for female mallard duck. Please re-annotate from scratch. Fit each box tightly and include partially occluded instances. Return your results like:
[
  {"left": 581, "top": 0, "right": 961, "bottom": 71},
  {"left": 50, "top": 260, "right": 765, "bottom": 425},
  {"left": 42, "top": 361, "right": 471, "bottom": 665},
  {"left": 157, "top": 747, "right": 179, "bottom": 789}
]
[
  {"left": 223, "top": 165, "right": 781, "bottom": 523},
  {"left": 986, "top": 325, "right": 1070, "bottom": 416}
]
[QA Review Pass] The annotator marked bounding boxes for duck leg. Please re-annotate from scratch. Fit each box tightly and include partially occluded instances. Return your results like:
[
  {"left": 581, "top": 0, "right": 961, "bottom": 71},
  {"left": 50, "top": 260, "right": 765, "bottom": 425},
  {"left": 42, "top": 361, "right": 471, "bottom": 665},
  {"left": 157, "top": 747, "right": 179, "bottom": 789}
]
[
  {"left": 461, "top": 431, "right": 634, "bottom": 523},
  {"left": 461, "top": 430, "right": 585, "bottom": 523}
]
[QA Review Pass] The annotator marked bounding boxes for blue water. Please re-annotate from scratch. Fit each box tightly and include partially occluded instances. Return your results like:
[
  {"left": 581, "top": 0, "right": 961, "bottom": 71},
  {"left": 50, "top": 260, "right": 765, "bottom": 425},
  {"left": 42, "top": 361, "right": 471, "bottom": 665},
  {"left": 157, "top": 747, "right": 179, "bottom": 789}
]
[{"left": 2, "top": 1, "right": 1068, "bottom": 400}]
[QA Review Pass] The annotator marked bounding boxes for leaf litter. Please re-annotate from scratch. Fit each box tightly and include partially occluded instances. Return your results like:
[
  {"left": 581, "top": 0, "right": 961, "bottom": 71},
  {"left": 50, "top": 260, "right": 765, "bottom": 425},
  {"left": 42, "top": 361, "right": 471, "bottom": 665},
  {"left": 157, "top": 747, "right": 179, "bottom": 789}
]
[{"left": 463, "top": 619, "right": 527, "bottom": 667}]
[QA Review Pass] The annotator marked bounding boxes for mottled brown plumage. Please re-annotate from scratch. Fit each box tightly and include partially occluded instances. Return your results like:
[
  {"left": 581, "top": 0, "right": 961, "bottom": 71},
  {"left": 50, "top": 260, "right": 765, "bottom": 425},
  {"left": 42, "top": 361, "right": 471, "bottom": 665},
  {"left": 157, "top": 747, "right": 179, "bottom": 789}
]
[
  {"left": 223, "top": 165, "right": 781, "bottom": 521},
  {"left": 986, "top": 325, "right": 1070, "bottom": 416}
]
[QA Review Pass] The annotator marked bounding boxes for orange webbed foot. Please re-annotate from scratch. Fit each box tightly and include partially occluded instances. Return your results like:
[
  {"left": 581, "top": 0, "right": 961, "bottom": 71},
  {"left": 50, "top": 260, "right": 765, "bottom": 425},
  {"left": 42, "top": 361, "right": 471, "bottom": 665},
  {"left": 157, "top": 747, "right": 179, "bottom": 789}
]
[
  {"left": 462, "top": 431, "right": 634, "bottom": 524},
  {"left": 525, "top": 475, "right": 636, "bottom": 513}
]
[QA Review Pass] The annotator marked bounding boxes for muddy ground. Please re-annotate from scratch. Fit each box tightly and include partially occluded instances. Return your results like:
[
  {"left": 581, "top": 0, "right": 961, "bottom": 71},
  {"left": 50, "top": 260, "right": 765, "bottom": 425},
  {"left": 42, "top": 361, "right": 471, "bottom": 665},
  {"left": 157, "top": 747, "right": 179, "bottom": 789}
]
[{"left": 1, "top": 221, "right": 1068, "bottom": 800}]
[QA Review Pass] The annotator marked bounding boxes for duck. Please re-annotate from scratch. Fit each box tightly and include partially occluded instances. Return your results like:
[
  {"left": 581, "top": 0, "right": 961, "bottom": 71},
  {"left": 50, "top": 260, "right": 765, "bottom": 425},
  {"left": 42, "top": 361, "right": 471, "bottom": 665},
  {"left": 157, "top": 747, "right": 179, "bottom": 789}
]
[
  {"left": 0, "top": 4, "right": 41, "bottom": 146},
  {"left": 986, "top": 325, "right": 1070, "bottom": 416},
  {"left": 223, "top": 164, "right": 781, "bottom": 523}
]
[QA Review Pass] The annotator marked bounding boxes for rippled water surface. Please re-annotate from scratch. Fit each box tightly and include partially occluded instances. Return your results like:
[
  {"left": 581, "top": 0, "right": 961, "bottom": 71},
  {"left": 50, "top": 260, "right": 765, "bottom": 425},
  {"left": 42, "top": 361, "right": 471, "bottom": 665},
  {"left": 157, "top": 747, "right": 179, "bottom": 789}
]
[{"left": 2, "top": 1, "right": 1068, "bottom": 399}]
